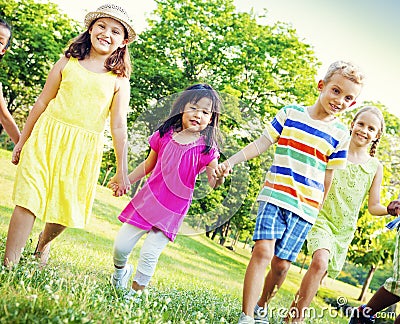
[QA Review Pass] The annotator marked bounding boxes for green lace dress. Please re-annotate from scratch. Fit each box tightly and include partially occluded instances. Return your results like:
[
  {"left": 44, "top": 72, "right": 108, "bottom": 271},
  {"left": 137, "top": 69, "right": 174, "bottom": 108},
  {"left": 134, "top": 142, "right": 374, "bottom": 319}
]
[{"left": 307, "top": 157, "right": 379, "bottom": 278}]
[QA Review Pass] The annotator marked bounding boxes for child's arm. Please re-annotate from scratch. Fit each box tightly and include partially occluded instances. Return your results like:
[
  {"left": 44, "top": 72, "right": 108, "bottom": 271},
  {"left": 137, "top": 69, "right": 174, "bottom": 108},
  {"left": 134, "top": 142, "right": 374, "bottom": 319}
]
[
  {"left": 206, "top": 158, "right": 224, "bottom": 189},
  {"left": 11, "top": 57, "right": 66, "bottom": 164},
  {"left": 367, "top": 163, "right": 388, "bottom": 216},
  {"left": 217, "top": 135, "right": 272, "bottom": 176},
  {"left": 321, "top": 169, "right": 334, "bottom": 206},
  {"left": 127, "top": 149, "right": 158, "bottom": 184},
  {"left": 0, "top": 83, "right": 20, "bottom": 144},
  {"left": 108, "top": 76, "right": 131, "bottom": 197}
]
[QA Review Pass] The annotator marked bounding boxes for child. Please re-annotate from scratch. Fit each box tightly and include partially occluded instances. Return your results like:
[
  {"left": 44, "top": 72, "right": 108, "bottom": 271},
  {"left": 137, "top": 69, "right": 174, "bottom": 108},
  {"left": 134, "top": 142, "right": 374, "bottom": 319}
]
[
  {"left": 348, "top": 194, "right": 400, "bottom": 324},
  {"left": 0, "top": 18, "right": 20, "bottom": 144},
  {"left": 216, "top": 60, "right": 365, "bottom": 324},
  {"left": 280, "top": 106, "right": 388, "bottom": 323},
  {"left": 3, "top": 4, "right": 135, "bottom": 267},
  {"left": 109, "top": 83, "right": 224, "bottom": 293}
]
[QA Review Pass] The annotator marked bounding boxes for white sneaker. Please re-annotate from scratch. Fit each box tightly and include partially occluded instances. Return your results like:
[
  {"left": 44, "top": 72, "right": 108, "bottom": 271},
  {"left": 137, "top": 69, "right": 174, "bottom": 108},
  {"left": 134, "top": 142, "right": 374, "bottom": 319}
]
[
  {"left": 238, "top": 312, "right": 255, "bottom": 324},
  {"left": 111, "top": 264, "right": 133, "bottom": 289},
  {"left": 254, "top": 305, "right": 269, "bottom": 323}
]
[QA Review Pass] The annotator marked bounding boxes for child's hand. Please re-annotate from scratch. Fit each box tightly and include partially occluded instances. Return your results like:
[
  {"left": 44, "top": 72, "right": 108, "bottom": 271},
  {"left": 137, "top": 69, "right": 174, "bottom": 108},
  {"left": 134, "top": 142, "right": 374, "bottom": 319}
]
[
  {"left": 107, "top": 181, "right": 119, "bottom": 196},
  {"left": 108, "top": 173, "right": 131, "bottom": 197},
  {"left": 216, "top": 160, "right": 232, "bottom": 178},
  {"left": 12, "top": 143, "right": 22, "bottom": 165},
  {"left": 387, "top": 199, "right": 400, "bottom": 216}
]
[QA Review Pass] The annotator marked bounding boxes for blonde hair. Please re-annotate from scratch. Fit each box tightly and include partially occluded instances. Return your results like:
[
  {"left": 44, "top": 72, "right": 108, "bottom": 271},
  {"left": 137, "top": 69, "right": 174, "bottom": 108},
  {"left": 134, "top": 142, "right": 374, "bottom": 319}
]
[
  {"left": 324, "top": 60, "right": 365, "bottom": 85},
  {"left": 352, "top": 106, "right": 385, "bottom": 157}
]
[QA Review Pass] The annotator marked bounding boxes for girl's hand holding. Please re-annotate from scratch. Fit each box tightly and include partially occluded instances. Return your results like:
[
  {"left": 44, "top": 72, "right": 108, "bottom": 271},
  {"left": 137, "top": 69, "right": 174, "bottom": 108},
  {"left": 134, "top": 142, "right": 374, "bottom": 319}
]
[
  {"left": 108, "top": 173, "right": 131, "bottom": 197},
  {"left": 12, "top": 142, "right": 22, "bottom": 165},
  {"left": 387, "top": 199, "right": 400, "bottom": 216},
  {"left": 107, "top": 181, "right": 119, "bottom": 196},
  {"left": 216, "top": 160, "right": 232, "bottom": 177}
]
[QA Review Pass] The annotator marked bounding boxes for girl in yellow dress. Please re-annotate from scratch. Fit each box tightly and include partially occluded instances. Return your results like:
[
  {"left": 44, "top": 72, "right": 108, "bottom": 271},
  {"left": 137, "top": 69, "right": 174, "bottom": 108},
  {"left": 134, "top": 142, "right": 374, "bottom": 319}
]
[{"left": 3, "top": 4, "right": 135, "bottom": 267}]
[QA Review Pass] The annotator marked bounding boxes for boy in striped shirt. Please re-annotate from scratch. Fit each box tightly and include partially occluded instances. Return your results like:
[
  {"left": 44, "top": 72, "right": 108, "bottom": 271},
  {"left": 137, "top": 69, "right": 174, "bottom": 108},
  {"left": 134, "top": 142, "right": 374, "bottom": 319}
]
[{"left": 217, "top": 61, "right": 364, "bottom": 324}]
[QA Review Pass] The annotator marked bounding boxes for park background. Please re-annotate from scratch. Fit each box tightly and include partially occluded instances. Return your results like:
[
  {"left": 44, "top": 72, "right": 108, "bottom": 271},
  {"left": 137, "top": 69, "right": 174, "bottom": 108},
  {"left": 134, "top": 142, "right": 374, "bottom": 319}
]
[{"left": 1, "top": 0, "right": 400, "bottom": 323}]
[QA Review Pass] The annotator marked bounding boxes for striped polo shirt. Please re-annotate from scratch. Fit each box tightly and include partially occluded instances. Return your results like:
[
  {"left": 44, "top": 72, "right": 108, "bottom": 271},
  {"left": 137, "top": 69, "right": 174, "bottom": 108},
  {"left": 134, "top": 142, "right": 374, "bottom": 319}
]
[{"left": 257, "top": 104, "right": 350, "bottom": 224}]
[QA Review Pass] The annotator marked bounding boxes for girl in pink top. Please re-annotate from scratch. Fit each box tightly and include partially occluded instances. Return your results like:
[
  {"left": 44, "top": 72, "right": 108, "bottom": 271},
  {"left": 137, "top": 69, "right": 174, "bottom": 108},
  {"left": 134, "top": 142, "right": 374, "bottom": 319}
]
[{"left": 109, "top": 83, "right": 224, "bottom": 293}]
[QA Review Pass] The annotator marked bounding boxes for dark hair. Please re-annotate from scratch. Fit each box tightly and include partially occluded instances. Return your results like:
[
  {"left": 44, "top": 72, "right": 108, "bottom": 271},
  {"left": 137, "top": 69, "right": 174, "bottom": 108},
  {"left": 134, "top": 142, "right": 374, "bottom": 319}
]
[
  {"left": 0, "top": 19, "right": 12, "bottom": 61},
  {"left": 351, "top": 105, "right": 385, "bottom": 157},
  {"left": 64, "top": 19, "right": 131, "bottom": 78},
  {"left": 157, "top": 83, "right": 222, "bottom": 154}
]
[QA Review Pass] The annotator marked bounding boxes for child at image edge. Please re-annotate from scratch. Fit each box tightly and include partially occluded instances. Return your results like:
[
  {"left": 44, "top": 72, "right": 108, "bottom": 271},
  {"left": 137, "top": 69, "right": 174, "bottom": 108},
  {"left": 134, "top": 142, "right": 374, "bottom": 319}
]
[
  {"left": 0, "top": 18, "right": 20, "bottom": 145},
  {"left": 3, "top": 4, "right": 135, "bottom": 267},
  {"left": 216, "top": 61, "right": 365, "bottom": 324},
  {"left": 109, "top": 84, "right": 224, "bottom": 294},
  {"left": 348, "top": 193, "right": 400, "bottom": 324},
  {"left": 282, "top": 106, "right": 388, "bottom": 323}
]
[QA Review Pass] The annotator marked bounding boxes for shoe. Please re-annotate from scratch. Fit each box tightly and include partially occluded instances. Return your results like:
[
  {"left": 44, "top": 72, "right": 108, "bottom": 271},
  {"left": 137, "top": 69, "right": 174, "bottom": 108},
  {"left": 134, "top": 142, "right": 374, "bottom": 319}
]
[
  {"left": 33, "top": 232, "right": 51, "bottom": 267},
  {"left": 111, "top": 264, "right": 133, "bottom": 289},
  {"left": 254, "top": 305, "right": 269, "bottom": 323},
  {"left": 348, "top": 305, "right": 376, "bottom": 324},
  {"left": 238, "top": 312, "right": 255, "bottom": 324}
]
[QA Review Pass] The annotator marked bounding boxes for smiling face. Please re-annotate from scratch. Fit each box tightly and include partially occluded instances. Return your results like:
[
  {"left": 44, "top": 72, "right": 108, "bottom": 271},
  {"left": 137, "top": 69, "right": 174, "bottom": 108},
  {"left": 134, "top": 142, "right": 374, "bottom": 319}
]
[
  {"left": 89, "top": 17, "right": 128, "bottom": 55},
  {"left": 181, "top": 97, "right": 213, "bottom": 133},
  {"left": 0, "top": 25, "right": 11, "bottom": 57},
  {"left": 350, "top": 111, "right": 382, "bottom": 147},
  {"left": 317, "top": 73, "right": 362, "bottom": 117}
]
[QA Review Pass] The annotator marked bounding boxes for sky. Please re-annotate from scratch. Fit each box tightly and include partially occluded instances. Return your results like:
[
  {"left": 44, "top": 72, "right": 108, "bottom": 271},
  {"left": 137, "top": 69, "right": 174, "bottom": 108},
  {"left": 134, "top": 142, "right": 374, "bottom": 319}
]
[{"left": 51, "top": 0, "right": 400, "bottom": 117}]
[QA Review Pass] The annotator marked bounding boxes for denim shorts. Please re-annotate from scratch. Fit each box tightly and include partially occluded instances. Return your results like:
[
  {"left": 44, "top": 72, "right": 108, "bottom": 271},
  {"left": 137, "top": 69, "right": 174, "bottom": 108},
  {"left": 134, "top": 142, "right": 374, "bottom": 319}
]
[{"left": 253, "top": 201, "right": 312, "bottom": 262}]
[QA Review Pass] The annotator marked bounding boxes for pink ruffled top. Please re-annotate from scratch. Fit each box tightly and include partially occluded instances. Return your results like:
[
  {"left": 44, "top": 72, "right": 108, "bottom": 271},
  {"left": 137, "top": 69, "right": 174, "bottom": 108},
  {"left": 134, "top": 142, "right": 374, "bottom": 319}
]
[{"left": 118, "top": 130, "right": 219, "bottom": 241}]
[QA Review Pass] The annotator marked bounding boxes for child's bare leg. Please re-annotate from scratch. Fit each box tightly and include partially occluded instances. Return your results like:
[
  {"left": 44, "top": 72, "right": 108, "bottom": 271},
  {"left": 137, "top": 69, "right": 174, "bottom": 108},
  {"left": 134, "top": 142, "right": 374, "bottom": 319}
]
[
  {"left": 132, "top": 280, "right": 146, "bottom": 291},
  {"left": 286, "top": 249, "right": 329, "bottom": 322},
  {"left": 4, "top": 206, "right": 36, "bottom": 267},
  {"left": 34, "top": 222, "right": 66, "bottom": 265},
  {"left": 365, "top": 286, "right": 400, "bottom": 315},
  {"left": 242, "top": 239, "right": 275, "bottom": 315},
  {"left": 257, "top": 255, "right": 291, "bottom": 310}
]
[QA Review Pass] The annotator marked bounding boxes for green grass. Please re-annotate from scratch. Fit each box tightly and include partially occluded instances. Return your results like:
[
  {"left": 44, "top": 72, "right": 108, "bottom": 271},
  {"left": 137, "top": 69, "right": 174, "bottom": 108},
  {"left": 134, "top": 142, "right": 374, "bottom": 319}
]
[{"left": 0, "top": 148, "right": 370, "bottom": 323}]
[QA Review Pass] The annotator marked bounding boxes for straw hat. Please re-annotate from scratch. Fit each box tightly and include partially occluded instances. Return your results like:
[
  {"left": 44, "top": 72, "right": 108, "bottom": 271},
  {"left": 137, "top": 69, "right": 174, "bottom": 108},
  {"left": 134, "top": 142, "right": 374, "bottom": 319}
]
[{"left": 84, "top": 4, "right": 136, "bottom": 43}]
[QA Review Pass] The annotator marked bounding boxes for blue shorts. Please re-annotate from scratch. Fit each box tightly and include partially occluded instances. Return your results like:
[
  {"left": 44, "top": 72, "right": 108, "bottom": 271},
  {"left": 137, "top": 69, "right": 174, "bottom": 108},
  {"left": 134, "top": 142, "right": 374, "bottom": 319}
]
[{"left": 253, "top": 201, "right": 312, "bottom": 262}]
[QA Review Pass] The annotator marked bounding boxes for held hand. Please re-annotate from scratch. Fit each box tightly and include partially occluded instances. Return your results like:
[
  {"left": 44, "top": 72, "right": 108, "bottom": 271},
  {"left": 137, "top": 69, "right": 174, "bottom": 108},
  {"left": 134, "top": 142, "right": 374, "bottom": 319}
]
[
  {"left": 210, "top": 167, "right": 225, "bottom": 184},
  {"left": 387, "top": 199, "right": 400, "bottom": 216},
  {"left": 12, "top": 142, "right": 23, "bottom": 165},
  {"left": 107, "top": 181, "right": 119, "bottom": 196},
  {"left": 216, "top": 160, "right": 232, "bottom": 178},
  {"left": 108, "top": 173, "right": 131, "bottom": 197}
]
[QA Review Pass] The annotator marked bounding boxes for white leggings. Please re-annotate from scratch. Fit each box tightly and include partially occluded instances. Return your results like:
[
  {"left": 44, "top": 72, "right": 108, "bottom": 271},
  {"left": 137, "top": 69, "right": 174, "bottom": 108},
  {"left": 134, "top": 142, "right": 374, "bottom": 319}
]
[{"left": 113, "top": 223, "right": 170, "bottom": 286}]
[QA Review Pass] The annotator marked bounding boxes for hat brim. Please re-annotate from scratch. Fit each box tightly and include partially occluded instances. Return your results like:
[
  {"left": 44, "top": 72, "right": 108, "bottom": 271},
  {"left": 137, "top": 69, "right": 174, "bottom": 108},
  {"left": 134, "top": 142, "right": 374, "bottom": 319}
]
[{"left": 84, "top": 11, "right": 136, "bottom": 43}]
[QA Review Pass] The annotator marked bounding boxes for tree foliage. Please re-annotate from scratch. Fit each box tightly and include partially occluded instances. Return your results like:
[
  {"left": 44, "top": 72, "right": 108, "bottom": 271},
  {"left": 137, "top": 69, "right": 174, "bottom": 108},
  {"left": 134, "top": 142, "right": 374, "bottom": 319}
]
[{"left": 0, "top": 0, "right": 79, "bottom": 129}]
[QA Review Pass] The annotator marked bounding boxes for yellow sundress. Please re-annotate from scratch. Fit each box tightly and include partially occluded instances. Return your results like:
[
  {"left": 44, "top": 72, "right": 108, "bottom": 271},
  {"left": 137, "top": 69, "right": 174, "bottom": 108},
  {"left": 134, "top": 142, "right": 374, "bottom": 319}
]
[{"left": 13, "top": 57, "right": 117, "bottom": 228}]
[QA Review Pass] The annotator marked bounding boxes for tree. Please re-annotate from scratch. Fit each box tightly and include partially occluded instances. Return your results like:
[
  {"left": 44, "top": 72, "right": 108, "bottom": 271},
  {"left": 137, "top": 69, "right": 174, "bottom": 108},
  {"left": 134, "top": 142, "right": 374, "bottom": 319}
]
[{"left": 0, "top": 0, "right": 79, "bottom": 137}]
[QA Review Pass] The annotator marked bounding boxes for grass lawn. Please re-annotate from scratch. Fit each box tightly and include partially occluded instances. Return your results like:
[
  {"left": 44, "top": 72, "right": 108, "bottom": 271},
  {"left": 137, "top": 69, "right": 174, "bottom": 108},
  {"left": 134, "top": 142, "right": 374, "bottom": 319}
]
[{"left": 0, "top": 148, "right": 371, "bottom": 323}]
